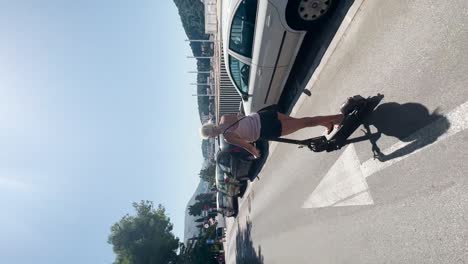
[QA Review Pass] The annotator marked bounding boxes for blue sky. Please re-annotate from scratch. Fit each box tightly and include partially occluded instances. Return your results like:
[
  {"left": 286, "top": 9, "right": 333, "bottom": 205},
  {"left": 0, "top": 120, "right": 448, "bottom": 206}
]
[{"left": 0, "top": 1, "right": 202, "bottom": 263}]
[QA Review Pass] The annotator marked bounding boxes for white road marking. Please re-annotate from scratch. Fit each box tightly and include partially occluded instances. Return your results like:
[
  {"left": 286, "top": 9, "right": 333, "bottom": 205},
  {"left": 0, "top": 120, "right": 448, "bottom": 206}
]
[
  {"left": 361, "top": 101, "right": 468, "bottom": 178},
  {"left": 303, "top": 101, "right": 468, "bottom": 208},
  {"left": 302, "top": 145, "right": 373, "bottom": 208}
]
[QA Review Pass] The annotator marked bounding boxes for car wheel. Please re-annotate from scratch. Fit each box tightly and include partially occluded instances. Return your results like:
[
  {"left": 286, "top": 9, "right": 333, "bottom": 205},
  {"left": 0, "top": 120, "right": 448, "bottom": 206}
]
[
  {"left": 237, "top": 176, "right": 250, "bottom": 181},
  {"left": 238, "top": 180, "right": 248, "bottom": 197},
  {"left": 227, "top": 211, "right": 236, "bottom": 218},
  {"left": 228, "top": 212, "right": 237, "bottom": 218},
  {"left": 233, "top": 197, "right": 239, "bottom": 216},
  {"left": 286, "top": 0, "right": 334, "bottom": 31}
]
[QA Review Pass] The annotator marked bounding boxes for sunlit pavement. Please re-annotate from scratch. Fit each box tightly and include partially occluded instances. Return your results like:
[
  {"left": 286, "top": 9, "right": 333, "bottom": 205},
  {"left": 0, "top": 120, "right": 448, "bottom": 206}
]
[{"left": 225, "top": 0, "right": 468, "bottom": 263}]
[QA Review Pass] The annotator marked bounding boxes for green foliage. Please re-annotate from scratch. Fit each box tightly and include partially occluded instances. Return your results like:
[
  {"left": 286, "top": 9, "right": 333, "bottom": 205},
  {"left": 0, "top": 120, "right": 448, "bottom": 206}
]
[
  {"left": 195, "top": 217, "right": 206, "bottom": 223},
  {"left": 173, "top": 0, "right": 207, "bottom": 50},
  {"left": 178, "top": 237, "right": 219, "bottom": 264},
  {"left": 199, "top": 163, "right": 216, "bottom": 185},
  {"left": 195, "top": 192, "right": 215, "bottom": 202},
  {"left": 108, "top": 201, "right": 180, "bottom": 264},
  {"left": 188, "top": 201, "right": 204, "bottom": 217},
  {"left": 173, "top": 0, "right": 213, "bottom": 121},
  {"left": 188, "top": 192, "right": 216, "bottom": 217}
]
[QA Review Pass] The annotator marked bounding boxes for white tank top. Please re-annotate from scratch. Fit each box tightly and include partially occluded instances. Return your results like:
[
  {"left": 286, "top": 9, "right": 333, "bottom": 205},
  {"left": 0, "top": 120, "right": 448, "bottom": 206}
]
[{"left": 225, "top": 113, "right": 261, "bottom": 142}]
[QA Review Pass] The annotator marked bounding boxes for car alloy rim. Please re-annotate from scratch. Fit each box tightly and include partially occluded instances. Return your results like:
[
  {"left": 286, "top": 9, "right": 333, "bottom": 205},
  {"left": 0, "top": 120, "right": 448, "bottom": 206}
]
[{"left": 298, "top": 0, "right": 331, "bottom": 21}]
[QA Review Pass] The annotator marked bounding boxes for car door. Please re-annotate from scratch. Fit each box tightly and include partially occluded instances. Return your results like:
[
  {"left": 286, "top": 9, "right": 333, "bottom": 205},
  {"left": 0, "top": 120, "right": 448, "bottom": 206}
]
[
  {"left": 228, "top": 0, "right": 293, "bottom": 111},
  {"left": 227, "top": 0, "right": 264, "bottom": 113},
  {"left": 253, "top": 1, "right": 301, "bottom": 108}
]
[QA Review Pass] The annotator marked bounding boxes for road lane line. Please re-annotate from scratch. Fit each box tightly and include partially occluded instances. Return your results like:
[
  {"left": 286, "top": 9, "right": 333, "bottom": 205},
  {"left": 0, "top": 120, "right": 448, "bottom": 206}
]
[
  {"left": 361, "top": 101, "right": 468, "bottom": 178},
  {"left": 303, "top": 101, "right": 468, "bottom": 208},
  {"left": 302, "top": 144, "right": 373, "bottom": 208}
]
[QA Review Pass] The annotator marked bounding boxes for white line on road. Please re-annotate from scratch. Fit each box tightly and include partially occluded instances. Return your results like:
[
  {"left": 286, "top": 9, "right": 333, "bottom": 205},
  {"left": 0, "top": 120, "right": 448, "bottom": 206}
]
[
  {"left": 302, "top": 144, "right": 374, "bottom": 208},
  {"left": 303, "top": 101, "right": 468, "bottom": 208},
  {"left": 361, "top": 101, "right": 468, "bottom": 178}
]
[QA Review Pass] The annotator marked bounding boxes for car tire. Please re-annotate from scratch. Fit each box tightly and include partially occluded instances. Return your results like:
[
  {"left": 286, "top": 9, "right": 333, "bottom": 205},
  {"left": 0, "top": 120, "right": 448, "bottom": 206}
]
[
  {"left": 237, "top": 176, "right": 250, "bottom": 181},
  {"left": 238, "top": 180, "right": 249, "bottom": 197},
  {"left": 286, "top": 0, "right": 335, "bottom": 31},
  {"left": 232, "top": 197, "right": 239, "bottom": 217}
]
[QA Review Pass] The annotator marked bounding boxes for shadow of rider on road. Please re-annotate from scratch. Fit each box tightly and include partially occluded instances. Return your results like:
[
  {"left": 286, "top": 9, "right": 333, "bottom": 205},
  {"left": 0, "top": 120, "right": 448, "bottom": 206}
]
[{"left": 363, "top": 102, "right": 450, "bottom": 162}]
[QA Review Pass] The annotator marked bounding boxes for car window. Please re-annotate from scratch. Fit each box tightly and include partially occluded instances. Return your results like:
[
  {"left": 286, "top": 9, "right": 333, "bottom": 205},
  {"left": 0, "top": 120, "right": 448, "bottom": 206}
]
[
  {"left": 228, "top": 55, "right": 250, "bottom": 94},
  {"left": 229, "top": 0, "right": 257, "bottom": 58},
  {"left": 219, "top": 163, "right": 231, "bottom": 173}
]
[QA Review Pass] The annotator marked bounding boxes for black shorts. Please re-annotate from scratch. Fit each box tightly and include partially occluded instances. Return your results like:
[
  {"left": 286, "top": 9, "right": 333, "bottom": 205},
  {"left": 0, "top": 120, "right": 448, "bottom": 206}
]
[{"left": 259, "top": 110, "right": 282, "bottom": 139}]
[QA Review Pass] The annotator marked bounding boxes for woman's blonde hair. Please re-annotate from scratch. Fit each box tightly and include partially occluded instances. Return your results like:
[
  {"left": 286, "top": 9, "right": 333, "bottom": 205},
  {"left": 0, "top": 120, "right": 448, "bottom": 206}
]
[{"left": 200, "top": 122, "right": 217, "bottom": 139}]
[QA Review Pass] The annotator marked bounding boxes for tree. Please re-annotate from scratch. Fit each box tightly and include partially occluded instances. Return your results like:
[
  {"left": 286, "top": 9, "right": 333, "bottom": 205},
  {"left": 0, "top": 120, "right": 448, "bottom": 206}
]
[
  {"left": 195, "top": 217, "right": 206, "bottom": 223},
  {"left": 108, "top": 201, "right": 180, "bottom": 264},
  {"left": 188, "top": 201, "right": 204, "bottom": 217},
  {"left": 195, "top": 192, "right": 215, "bottom": 202},
  {"left": 188, "top": 194, "right": 216, "bottom": 217},
  {"left": 199, "top": 164, "right": 216, "bottom": 185},
  {"left": 178, "top": 237, "right": 218, "bottom": 264}
]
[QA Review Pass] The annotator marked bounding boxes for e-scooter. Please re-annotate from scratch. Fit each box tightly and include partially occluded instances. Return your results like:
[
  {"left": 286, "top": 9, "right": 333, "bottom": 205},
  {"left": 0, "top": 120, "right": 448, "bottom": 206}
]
[{"left": 268, "top": 94, "right": 384, "bottom": 152}]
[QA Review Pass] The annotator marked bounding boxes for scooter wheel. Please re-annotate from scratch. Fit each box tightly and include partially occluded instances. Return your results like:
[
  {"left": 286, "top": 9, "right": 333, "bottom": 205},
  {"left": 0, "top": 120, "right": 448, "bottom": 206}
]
[
  {"left": 308, "top": 141, "right": 327, "bottom": 152},
  {"left": 340, "top": 95, "right": 367, "bottom": 115}
]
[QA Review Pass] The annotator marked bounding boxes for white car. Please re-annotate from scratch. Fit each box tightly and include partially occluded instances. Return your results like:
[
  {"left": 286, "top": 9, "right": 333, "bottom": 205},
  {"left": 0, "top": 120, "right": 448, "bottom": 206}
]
[{"left": 222, "top": 0, "right": 334, "bottom": 113}]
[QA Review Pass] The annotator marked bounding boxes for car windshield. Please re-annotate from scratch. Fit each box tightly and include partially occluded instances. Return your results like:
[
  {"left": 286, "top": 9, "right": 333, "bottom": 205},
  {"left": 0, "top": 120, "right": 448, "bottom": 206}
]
[
  {"left": 229, "top": 0, "right": 257, "bottom": 58},
  {"left": 228, "top": 55, "right": 250, "bottom": 94}
]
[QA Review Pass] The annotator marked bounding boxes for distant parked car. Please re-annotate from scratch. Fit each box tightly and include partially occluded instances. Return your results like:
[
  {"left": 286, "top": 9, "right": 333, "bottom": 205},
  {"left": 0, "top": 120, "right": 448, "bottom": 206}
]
[
  {"left": 216, "top": 163, "right": 245, "bottom": 197},
  {"left": 216, "top": 191, "right": 238, "bottom": 218},
  {"left": 222, "top": 0, "right": 335, "bottom": 113},
  {"left": 215, "top": 214, "right": 227, "bottom": 242},
  {"left": 217, "top": 134, "right": 269, "bottom": 182},
  {"left": 215, "top": 159, "right": 248, "bottom": 217}
]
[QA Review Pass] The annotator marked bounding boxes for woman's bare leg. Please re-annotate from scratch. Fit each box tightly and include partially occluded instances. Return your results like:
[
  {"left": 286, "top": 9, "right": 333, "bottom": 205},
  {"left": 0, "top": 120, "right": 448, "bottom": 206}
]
[{"left": 277, "top": 112, "right": 343, "bottom": 136}]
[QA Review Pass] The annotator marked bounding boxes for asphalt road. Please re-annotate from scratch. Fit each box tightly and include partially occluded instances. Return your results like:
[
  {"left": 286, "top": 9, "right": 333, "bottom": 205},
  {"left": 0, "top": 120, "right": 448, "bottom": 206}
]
[{"left": 226, "top": 0, "right": 468, "bottom": 263}]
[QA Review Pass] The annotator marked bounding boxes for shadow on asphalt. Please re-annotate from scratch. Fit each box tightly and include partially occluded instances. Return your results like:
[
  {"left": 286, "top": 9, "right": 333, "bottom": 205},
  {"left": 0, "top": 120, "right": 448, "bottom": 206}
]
[
  {"left": 280, "top": 0, "right": 357, "bottom": 114},
  {"left": 362, "top": 101, "right": 450, "bottom": 161},
  {"left": 235, "top": 218, "right": 264, "bottom": 264}
]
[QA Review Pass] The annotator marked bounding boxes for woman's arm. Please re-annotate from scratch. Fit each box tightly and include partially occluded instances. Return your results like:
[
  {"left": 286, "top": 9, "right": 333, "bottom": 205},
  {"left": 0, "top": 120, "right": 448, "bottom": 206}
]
[{"left": 224, "top": 133, "right": 260, "bottom": 158}]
